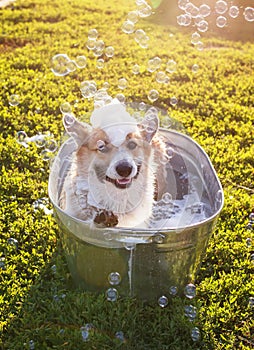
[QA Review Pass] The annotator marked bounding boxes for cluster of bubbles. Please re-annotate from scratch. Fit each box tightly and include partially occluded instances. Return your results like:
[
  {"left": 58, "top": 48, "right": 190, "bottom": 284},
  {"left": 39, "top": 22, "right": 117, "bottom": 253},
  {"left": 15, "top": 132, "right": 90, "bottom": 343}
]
[
  {"left": 177, "top": 0, "right": 254, "bottom": 34},
  {"left": 15, "top": 130, "right": 58, "bottom": 161},
  {"left": 51, "top": 53, "right": 86, "bottom": 76}
]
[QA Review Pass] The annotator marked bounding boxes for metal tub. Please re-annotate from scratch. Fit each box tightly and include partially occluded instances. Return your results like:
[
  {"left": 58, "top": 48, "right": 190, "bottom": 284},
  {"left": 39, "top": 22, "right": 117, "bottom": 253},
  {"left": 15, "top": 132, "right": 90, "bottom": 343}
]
[{"left": 48, "top": 128, "right": 223, "bottom": 302}]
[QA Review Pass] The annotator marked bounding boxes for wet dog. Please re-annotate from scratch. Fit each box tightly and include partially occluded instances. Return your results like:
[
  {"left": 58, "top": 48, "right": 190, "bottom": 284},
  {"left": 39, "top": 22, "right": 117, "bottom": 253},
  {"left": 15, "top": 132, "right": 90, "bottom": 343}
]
[{"left": 59, "top": 101, "right": 167, "bottom": 228}]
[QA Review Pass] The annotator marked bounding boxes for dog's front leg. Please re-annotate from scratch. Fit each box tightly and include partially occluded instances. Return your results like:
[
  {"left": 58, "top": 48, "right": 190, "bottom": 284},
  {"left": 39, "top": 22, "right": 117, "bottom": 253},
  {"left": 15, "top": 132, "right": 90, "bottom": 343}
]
[{"left": 93, "top": 209, "right": 119, "bottom": 227}]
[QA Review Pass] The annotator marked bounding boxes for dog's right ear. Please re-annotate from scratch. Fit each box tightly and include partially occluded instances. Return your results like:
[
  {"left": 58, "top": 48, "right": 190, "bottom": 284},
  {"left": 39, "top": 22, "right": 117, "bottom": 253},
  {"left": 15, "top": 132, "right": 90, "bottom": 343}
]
[{"left": 63, "top": 114, "right": 92, "bottom": 146}]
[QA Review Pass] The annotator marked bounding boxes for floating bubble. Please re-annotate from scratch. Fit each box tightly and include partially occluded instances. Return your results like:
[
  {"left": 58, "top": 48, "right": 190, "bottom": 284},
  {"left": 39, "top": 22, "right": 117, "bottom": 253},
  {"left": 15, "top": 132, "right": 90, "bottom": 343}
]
[
  {"left": 60, "top": 102, "right": 72, "bottom": 114},
  {"left": 102, "top": 82, "right": 110, "bottom": 90},
  {"left": 191, "top": 327, "right": 201, "bottom": 342},
  {"left": 184, "top": 304, "right": 197, "bottom": 321},
  {"left": 158, "top": 295, "right": 168, "bottom": 308},
  {"left": 155, "top": 71, "right": 169, "bottom": 84},
  {"left": 249, "top": 297, "right": 254, "bottom": 307},
  {"left": 16, "top": 130, "right": 28, "bottom": 146},
  {"left": 9, "top": 94, "right": 20, "bottom": 106},
  {"left": 29, "top": 340, "right": 35, "bottom": 350},
  {"left": 80, "top": 327, "right": 89, "bottom": 342},
  {"left": 147, "top": 56, "right": 161, "bottom": 73},
  {"left": 137, "top": 2, "right": 152, "bottom": 18},
  {"left": 244, "top": 7, "right": 254, "bottom": 22},
  {"left": 0, "top": 257, "right": 6, "bottom": 270},
  {"left": 93, "top": 40, "right": 105, "bottom": 57},
  {"left": 215, "top": 0, "right": 228, "bottom": 14},
  {"left": 96, "top": 58, "right": 105, "bottom": 69},
  {"left": 134, "top": 28, "right": 146, "bottom": 42},
  {"left": 122, "top": 20, "right": 135, "bottom": 34},
  {"left": 138, "top": 34, "right": 149, "bottom": 48},
  {"left": 108, "top": 272, "right": 121, "bottom": 286},
  {"left": 106, "top": 288, "right": 118, "bottom": 302},
  {"left": 166, "top": 59, "right": 177, "bottom": 73},
  {"left": 63, "top": 113, "right": 75, "bottom": 126},
  {"left": 127, "top": 10, "right": 139, "bottom": 24},
  {"left": 115, "top": 93, "right": 125, "bottom": 103},
  {"left": 7, "top": 237, "right": 18, "bottom": 249},
  {"left": 216, "top": 16, "right": 227, "bottom": 28},
  {"left": 177, "top": 14, "right": 189, "bottom": 26},
  {"left": 41, "top": 149, "right": 54, "bottom": 162},
  {"left": 199, "top": 4, "right": 211, "bottom": 17},
  {"left": 229, "top": 6, "right": 239, "bottom": 19},
  {"left": 192, "top": 64, "right": 199, "bottom": 73},
  {"left": 249, "top": 213, "right": 254, "bottom": 221},
  {"left": 178, "top": 0, "right": 189, "bottom": 11},
  {"left": 88, "top": 28, "right": 98, "bottom": 40},
  {"left": 105, "top": 46, "right": 114, "bottom": 58},
  {"left": 118, "top": 78, "right": 128, "bottom": 90},
  {"left": 45, "top": 139, "right": 58, "bottom": 153},
  {"left": 169, "top": 286, "right": 178, "bottom": 296},
  {"left": 250, "top": 253, "right": 254, "bottom": 264},
  {"left": 246, "top": 238, "right": 252, "bottom": 248},
  {"left": 139, "top": 101, "right": 146, "bottom": 111},
  {"left": 246, "top": 222, "right": 253, "bottom": 231},
  {"left": 132, "top": 63, "right": 140, "bottom": 74},
  {"left": 170, "top": 96, "right": 178, "bottom": 106},
  {"left": 197, "top": 20, "right": 209, "bottom": 33},
  {"left": 185, "top": 3, "right": 199, "bottom": 18},
  {"left": 75, "top": 55, "right": 87, "bottom": 68},
  {"left": 51, "top": 54, "right": 71, "bottom": 76},
  {"left": 115, "top": 331, "right": 125, "bottom": 342},
  {"left": 184, "top": 283, "right": 196, "bottom": 299},
  {"left": 161, "top": 192, "right": 172, "bottom": 204},
  {"left": 51, "top": 264, "right": 57, "bottom": 274},
  {"left": 148, "top": 89, "right": 159, "bottom": 102},
  {"left": 196, "top": 41, "right": 204, "bottom": 51},
  {"left": 66, "top": 60, "right": 76, "bottom": 72},
  {"left": 86, "top": 39, "right": 96, "bottom": 50},
  {"left": 80, "top": 80, "right": 97, "bottom": 98},
  {"left": 191, "top": 32, "right": 201, "bottom": 45}
]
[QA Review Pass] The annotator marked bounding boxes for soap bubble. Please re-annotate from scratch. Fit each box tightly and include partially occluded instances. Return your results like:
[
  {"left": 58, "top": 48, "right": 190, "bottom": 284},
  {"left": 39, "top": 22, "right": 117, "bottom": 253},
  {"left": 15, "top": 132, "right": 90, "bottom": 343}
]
[
  {"left": 249, "top": 297, "right": 254, "bottom": 307},
  {"left": 177, "top": 14, "right": 190, "bottom": 26},
  {"left": 86, "top": 39, "right": 96, "bottom": 50},
  {"left": 106, "top": 288, "right": 118, "bottom": 301},
  {"left": 75, "top": 55, "right": 87, "bottom": 68},
  {"left": 41, "top": 149, "right": 54, "bottom": 162},
  {"left": 108, "top": 272, "right": 121, "bottom": 285},
  {"left": 105, "top": 46, "right": 114, "bottom": 57},
  {"left": 199, "top": 4, "right": 211, "bottom": 17},
  {"left": 118, "top": 78, "right": 128, "bottom": 89},
  {"left": 134, "top": 28, "right": 146, "bottom": 42},
  {"left": 158, "top": 295, "right": 168, "bottom": 308},
  {"left": 102, "top": 82, "right": 110, "bottom": 90},
  {"left": 16, "top": 130, "right": 28, "bottom": 146},
  {"left": 115, "top": 93, "right": 125, "bottom": 103},
  {"left": 132, "top": 63, "right": 140, "bottom": 74},
  {"left": 155, "top": 71, "right": 169, "bottom": 84},
  {"left": 7, "top": 237, "right": 18, "bottom": 249},
  {"left": 122, "top": 20, "right": 135, "bottom": 34},
  {"left": 0, "top": 257, "right": 6, "bottom": 270},
  {"left": 192, "top": 64, "right": 199, "bottom": 73},
  {"left": 244, "top": 7, "right": 254, "bottom": 22},
  {"left": 66, "top": 60, "right": 76, "bottom": 72},
  {"left": 88, "top": 28, "right": 98, "bottom": 40},
  {"left": 184, "top": 304, "right": 197, "bottom": 321},
  {"left": 9, "top": 94, "right": 20, "bottom": 106},
  {"left": 127, "top": 10, "right": 139, "bottom": 24},
  {"left": 138, "top": 34, "right": 149, "bottom": 48},
  {"left": 191, "top": 32, "right": 201, "bottom": 45},
  {"left": 80, "top": 80, "right": 97, "bottom": 98},
  {"left": 51, "top": 54, "right": 71, "bottom": 76},
  {"left": 96, "top": 58, "right": 104, "bottom": 69},
  {"left": 196, "top": 41, "right": 204, "bottom": 51},
  {"left": 191, "top": 327, "right": 201, "bottom": 341},
  {"left": 215, "top": 0, "right": 228, "bottom": 15},
  {"left": 63, "top": 113, "right": 75, "bottom": 126},
  {"left": 166, "top": 59, "right": 177, "bottom": 73},
  {"left": 178, "top": 0, "right": 189, "bottom": 11},
  {"left": 185, "top": 3, "right": 199, "bottom": 18},
  {"left": 147, "top": 56, "right": 161, "bottom": 72},
  {"left": 184, "top": 283, "right": 196, "bottom": 299},
  {"left": 93, "top": 40, "right": 105, "bottom": 57},
  {"left": 148, "top": 89, "right": 159, "bottom": 102},
  {"left": 80, "top": 327, "right": 89, "bottom": 341},
  {"left": 169, "top": 286, "right": 178, "bottom": 296},
  {"left": 137, "top": 2, "right": 152, "bottom": 18},
  {"left": 60, "top": 102, "right": 72, "bottom": 114},
  {"left": 115, "top": 331, "right": 125, "bottom": 342},
  {"left": 45, "top": 139, "right": 58, "bottom": 153},
  {"left": 216, "top": 16, "right": 227, "bottom": 28},
  {"left": 29, "top": 340, "right": 35, "bottom": 350},
  {"left": 170, "top": 96, "right": 178, "bottom": 106},
  {"left": 249, "top": 213, "right": 254, "bottom": 221},
  {"left": 197, "top": 20, "right": 209, "bottom": 33},
  {"left": 161, "top": 192, "right": 172, "bottom": 204},
  {"left": 228, "top": 6, "right": 239, "bottom": 19},
  {"left": 246, "top": 238, "right": 252, "bottom": 248}
]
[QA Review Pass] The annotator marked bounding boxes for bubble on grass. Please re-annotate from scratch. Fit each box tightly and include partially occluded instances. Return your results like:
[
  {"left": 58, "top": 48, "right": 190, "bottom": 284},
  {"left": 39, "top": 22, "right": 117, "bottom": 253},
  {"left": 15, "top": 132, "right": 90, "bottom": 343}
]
[
  {"left": 88, "top": 28, "right": 98, "bottom": 40},
  {"left": 96, "top": 58, "right": 105, "bottom": 69},
  {"left": 170, "top": 96, "right": 178, "bottom": 106},
  {"left": 185, "top": 3, "right": 199, "bottom": 18},
  {"left": 250, "top": 253, "right": 254, "bottom": 264},
  {"left": 197, "top": 20, "right": 209, "bottom": 33},
  {"left": 246, "top": 238, "right": 252, "bottom": 248},
  {"left": 169, "top": 286, "right": 178, "bottom": 296},
  {"left": 158, "top": 295, "right": 168, "bottom": 308},
  {"left": 138, "top": 34, "right": 149, "bottom": 48},
  {"left": 105, "top": 46, "right": 114, "bottom": 58},
  {"left": 80, "top": 80, "right": 97, "bottom": 98},
  {"left": 147, "top": 56, "right": 161, "bottom": 73},
  {"left": 7, "top": 237, "right": 18, "bottom": 249},
  {"left": 51, "top": 54, "right": 72, "bottom": 76},
  {"left": 166, "top": 59, "right": 177, "bottom": 73},
  {"left": 134, "top": 29, "right": 149, "bottom": 48},
  {"left": 0, "top": 257, "right": 6, "bottom": 270},
  {"left": 102, "top": 82, "right": 110, "bottom": 90},
  {"left": 155, "top": 71, "right": 169, "bottom": 84},
  {"left": 66, "top": 60, "right": 76, "bottom": 73},
  {"left": 196, "top": 41, "right": 204, "bottom": 51},
  {"left": 45, "top": 139, "right": 58, "bottom": 153},
  {"left": 191, "top": 32, "right": 201, "bottom": 45},
  {"left": 249, "top": 213, "right": 254, "bottom": 222},
  {"left": 33, "top": 197, "right": 52, "bottom": 214},
  {"left": 127, "top": 10, "right": 139, "bottom": 24},
  {"left": 75, "top": 55, "right": 87, "bottom": 69},
  {"left": 249, "top": 297, "right": 254, "bottom": 307},
  {"left": 60, "top": 102, "right": 72, "bottom": 114},
  {"left": 191, "top": 327, "right": 201, "bottom": 342},
  {"left": 9, "top": 94, "right": 20, "bottom": 106},
  {"left": 139, "top": 101, "right": 146, "bottom": 111},
  {"left": 51, "top": 264, "right": 57, "bottom": 274},
  {"left": 115, "top": 331, "right": 126, "bottom": 343},
  {"left": 137, "top": 2, "right": 152, "bottom": 18},
  {"left": 93, "top": 40, "right": 105, "bottom": 57},
  {"left": 199, "top": 4, "right": 211, "bottom": 17},
  {"left": 184, "top": 305, "right": 197, "bottom": 321},
  {"left": 132, "top": 63, "right": 140, "bottom": 74},
  {"left": 148, "top": 89, "right": 159, "bottom": 102},
  {"left": 29, "top": 340, "right": 35, "bottom": 350},
  {"left": 80, "top": 327, "right": 89, "bottom": 342},
  {"left": 41, "top": 149, "right": 54, "bottom": 162},
  {"left": 118, "top": 78, "right": 128, "bottom": 90},
  {"left": 16, "top": 130, "right": 28, "bottom": 146},
  {"left": 122, "top": 20, "right": 135, "bottom": 34},
  {"left": 192, "top": 64, "right": 199, "bottom": 73},
  {"left": 108, "top": 272, "right": 121, "bottom": 286},
  {"left": 115, "top": 93, "right": 125, "bottom": 104},
  {"left": 229, "top": 6, "right": 240, "bottom": 19},
  {"left": 216, "top": 16, "right": 227, "bottom": 28},
  {"left": 106, "top": 288, "right": 118, "bottom": 302},
  {"left": 244, "top": 7, "right": 254, "bottom": 22},
  {"left": 184, "top": 283, "right": 196, "bottom": 299},
  {"left": 134, "top": 28, "right": 146, "bottom": 42},
  {"left": 86, "top": 39, "right": 96, "bottom": 50}
]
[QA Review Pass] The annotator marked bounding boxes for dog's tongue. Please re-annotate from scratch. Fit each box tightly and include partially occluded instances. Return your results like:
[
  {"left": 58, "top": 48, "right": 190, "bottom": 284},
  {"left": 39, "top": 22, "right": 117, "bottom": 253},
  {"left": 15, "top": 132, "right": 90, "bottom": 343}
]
[{"left": 90, "top": 99, "right": 138, "bottom": 147}]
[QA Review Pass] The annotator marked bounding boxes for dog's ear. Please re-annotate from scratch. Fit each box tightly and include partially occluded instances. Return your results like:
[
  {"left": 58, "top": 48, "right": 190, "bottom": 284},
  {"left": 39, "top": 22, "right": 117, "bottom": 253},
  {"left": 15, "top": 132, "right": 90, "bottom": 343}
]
[
  {"left": 138, "top": 113, "right": 159, "bottom": 143},
  {"left": 63, "top": 114, "right": 92, "bottom": 146}
]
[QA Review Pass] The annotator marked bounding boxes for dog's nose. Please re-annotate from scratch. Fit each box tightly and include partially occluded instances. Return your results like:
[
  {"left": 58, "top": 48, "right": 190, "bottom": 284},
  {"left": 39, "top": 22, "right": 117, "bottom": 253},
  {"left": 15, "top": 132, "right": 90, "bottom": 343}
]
[{"left": 116, "top": 161, "right": 133, "bottom": 177}]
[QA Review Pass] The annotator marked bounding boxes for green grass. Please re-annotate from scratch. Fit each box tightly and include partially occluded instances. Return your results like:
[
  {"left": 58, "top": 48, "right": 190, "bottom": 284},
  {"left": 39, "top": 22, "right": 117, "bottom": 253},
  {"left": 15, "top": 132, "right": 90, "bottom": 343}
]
[{"left": 0, "top": 0, "right": 254, "bottom": 349}]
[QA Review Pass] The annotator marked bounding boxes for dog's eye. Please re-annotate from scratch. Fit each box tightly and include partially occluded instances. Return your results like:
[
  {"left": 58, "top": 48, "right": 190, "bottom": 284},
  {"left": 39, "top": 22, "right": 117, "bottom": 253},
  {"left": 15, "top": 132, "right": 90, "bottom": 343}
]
[
  {"left": 96, "top": 140, "right": 107, "bottom": 153},
  {"left": 127, "top": 141, "right": 137, "bottom": 150}
]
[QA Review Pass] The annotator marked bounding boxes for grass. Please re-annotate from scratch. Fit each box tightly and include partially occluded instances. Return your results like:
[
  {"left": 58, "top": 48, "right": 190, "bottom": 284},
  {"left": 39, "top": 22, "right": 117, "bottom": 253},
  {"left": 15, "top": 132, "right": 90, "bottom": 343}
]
[{"left": 0, "top": 0, "right": 254, "bottom": 348}]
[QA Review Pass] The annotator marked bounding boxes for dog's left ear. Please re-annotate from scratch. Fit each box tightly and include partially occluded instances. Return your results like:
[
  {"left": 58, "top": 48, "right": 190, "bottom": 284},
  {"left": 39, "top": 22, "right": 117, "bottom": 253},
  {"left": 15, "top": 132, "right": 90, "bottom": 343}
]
[
  {"left": 63, "top": 114, "right": 92, "bottom": 146},
  {"left": 138, "top": 113, "right": 159, "bottom": 143}
]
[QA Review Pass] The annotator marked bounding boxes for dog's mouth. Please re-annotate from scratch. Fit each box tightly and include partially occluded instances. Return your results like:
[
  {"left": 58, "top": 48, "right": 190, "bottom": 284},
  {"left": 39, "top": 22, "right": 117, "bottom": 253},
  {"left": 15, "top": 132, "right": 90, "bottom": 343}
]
[{"left": 106, "top": 164, "right": 141, "bottom": 189}]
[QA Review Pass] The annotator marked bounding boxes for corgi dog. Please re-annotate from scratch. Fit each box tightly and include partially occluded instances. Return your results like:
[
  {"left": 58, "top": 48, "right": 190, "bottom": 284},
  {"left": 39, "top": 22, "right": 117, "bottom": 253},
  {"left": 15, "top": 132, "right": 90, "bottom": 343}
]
[{"left": 59, "top": 100, "right": 167, "bottom": 228}]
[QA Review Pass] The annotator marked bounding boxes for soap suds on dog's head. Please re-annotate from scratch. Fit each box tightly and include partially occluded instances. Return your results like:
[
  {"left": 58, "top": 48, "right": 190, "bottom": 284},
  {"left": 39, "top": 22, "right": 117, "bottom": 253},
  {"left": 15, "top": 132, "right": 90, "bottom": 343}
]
[{"left": 90, "top": 99, "right": 138, "bottom": 147}]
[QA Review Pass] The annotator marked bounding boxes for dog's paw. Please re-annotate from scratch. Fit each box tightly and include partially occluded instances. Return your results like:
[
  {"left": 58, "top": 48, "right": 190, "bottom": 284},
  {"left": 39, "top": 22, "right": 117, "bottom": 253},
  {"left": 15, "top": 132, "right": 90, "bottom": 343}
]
[{"left": 94, "top": 210, "right": 118, "bottom": 227}]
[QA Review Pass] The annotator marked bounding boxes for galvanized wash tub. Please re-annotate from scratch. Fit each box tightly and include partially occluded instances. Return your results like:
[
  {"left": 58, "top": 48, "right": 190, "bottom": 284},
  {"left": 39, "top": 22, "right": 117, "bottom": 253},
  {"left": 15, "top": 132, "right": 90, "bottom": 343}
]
[{"left": 48, "top": 127, "right": 223, "bottom": 303}]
